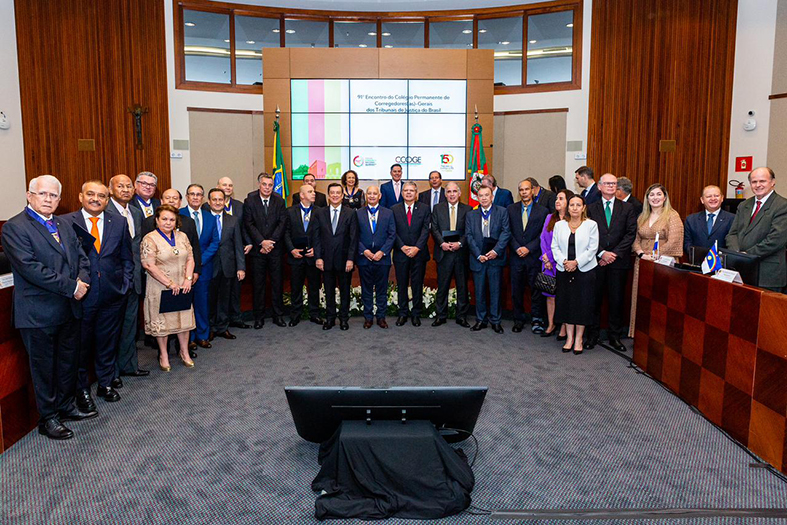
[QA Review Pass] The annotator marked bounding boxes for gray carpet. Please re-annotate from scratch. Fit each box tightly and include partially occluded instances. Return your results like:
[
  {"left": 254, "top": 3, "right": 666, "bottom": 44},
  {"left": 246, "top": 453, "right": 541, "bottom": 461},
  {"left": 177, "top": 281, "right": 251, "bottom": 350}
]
[{"left": 1, "top": 319, "right": 786, "bottom": 525}]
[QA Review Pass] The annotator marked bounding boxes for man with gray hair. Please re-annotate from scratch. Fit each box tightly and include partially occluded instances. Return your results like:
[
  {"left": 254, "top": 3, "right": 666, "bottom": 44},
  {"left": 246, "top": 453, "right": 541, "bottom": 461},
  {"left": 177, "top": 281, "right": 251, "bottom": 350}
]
[
  {"left": 2, "top": 175, "right": 92, "bottom": 440},
  {"left": 615, "top": 176, "right": 642, "bottom": 216},
  {"left": 128, "top": 171, "right": 161, "bottom": 218}
]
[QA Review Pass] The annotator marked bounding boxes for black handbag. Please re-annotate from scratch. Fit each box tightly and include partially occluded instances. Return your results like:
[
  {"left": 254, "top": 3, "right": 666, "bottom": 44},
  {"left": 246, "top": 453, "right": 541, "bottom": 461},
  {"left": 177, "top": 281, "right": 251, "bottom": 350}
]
[{"left": 533, "top": 272, "right": 556, "bottom": 295}]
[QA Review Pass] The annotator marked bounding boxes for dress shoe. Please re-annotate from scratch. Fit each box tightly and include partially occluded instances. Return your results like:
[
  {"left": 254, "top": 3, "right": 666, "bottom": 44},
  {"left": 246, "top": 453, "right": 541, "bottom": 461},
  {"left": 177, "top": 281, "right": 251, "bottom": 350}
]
[
  {"left": 310, "top": 316, "right": 324, "bottom": 325},
  {"left": 556, "top": 334, "right": 568, "bottom": 342},
  {"left": 189, "top": 349, "right": 198, "bottom": 359},
  {"left": 573, "top": 348, "right": 584, "bottom": 355},
  {"left": 76, "top": 388, "right": 97, "bottom": 413},
  {"left": 272, "top": 317, "right": 287, "bottom": 327},
  {"left": 110, "top": 377, "right": 123, "bottom": 389},
  {"left": 492, "top": 323, "right": 504, "bottom": 334},
  {"left": 195, "top": 339, "right": 212, "bottom": 349},
  {"left": 377, "top": 318, "right": 389, "bottom": 329},
  {"left": 471, "top": 322, "right": 488, "bottom": 331},
  {"left": 456, "top": 319, "right": 470, "bottom": 328},
  {"left": 59, "top": 406, "right": 98, "bottom": 422},
  {"left": 180, "top": 356, "right": 195, "bottom": 368},
  {"left": 230, "top": 321, "right": 251, "bottom": 329},
  {"left": 395, "top": 316, "right": 408, "bottom": 327},
  {"left": 432, "top": 318, "right": 447, "bottom": 327},
  {"left": 512, "top": 322, "right": 524, "bottom": 333},
  {"left": 322, "top": 321, "right": 334, "bottom": 330},
  {"left": 96, "top": 386, "right": 121, "bottom": 403},
  {"left": 583, "top": 336, "right": 598, "bottom": 350},
  {"left": 531, "top": 323, "right": 545, "bottom": 334},
  {"left": 363, "top": 319, "right": 373, "bottom": 329},
  {"left": 411, "top": 317, "right": 421, "bottom": 327},
  {"left": 159, "top": 361, "right": 171, "bottom": 372},
  {"left": 208, "top": 331, "right": 216, "bottom": 341},
  {"left": 540, "top": 328, "right": 557, "bottom": 338},
  {"left": 39, "top": 418, "right": 73, "bottom": 440},
  {"left": 340, "top": 320, "right": 350, "bottom": 331},
  {"left": 562, "top": 345, "right": 573, "bottom": 353},
  {"left": 216, "top": 330, "right": 236, "bottom": 340},
  {"left": 288, "top": 318, "right": 301, "bottom": 327},
  {"left": 609, "top": 337, "right": 626, "bottom": 352},
  {"left": 119, "top": 369, "right": 149, "bottom": 377},
  {"left": 188, "top": 341, "right": 197, "bottom": 351},
  {"left": 254, "top": 319, "right": 264, "bottom": 329}
]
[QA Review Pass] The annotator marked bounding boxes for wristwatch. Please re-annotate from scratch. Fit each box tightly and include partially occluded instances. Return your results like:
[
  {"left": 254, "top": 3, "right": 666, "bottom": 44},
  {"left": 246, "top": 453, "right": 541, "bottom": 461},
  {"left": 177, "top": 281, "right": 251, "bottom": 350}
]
[{"left": 186, "top": 275, "right": 193, "bottom": 281}]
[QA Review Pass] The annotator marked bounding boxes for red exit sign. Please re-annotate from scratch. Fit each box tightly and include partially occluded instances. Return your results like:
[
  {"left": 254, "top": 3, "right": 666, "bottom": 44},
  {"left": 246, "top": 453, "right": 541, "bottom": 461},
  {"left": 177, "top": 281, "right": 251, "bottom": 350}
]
[{"left": 736, "top": 156, "right": 753, "bottom": 172}]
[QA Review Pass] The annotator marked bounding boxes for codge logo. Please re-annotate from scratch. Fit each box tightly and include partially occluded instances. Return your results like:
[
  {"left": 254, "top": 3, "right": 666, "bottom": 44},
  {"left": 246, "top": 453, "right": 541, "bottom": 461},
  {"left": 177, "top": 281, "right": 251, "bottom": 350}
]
[
  {"left": 353, "top": 156, "right": 364, "bottom": 167},
  {"left": 441, "top": 154, "right": 454, "bottom": 164},
  {"left": 394, "top": 156, "right": 421, "bottom": 165}
]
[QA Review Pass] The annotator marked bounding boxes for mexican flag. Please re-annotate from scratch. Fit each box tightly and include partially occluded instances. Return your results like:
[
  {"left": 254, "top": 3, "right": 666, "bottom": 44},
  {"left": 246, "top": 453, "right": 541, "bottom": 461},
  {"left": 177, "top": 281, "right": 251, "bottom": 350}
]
[
  {"left": 272, "top": 120, "right": 289, "bottom": 201},
  {"left": 467, "top": 123, "right": 487, "bottom": 207}
]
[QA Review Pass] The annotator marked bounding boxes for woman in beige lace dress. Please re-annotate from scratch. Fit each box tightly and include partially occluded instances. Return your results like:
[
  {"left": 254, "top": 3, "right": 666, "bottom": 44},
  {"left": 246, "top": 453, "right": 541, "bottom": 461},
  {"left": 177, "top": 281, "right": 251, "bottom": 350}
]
[
  {"left": 141, "top": 205, "right": 196, "bottom": 371},
  {"left": 628, "top": 183, "right": 684, "bottom": 337}
]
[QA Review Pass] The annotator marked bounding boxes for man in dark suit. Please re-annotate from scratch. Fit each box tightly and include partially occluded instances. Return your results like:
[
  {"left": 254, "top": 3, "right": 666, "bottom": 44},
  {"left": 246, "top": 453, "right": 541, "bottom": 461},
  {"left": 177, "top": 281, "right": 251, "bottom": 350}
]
[
  {"left": 586, "top": 173, "right": 638, "bottom": 351},
  {"left": 244, "top": 173, "right": 288, "bottom": 328},
  {"left": 430, "top": 182, "right": 471, "bottom": 327},
  {"left": 64, "top": 180, "right": 134, "bottom": 408},
  {"left": 316, "top": 183, "right": 358, "bottom": 330},
  {"left": 2, "top": 175, "right": 92, "bottom": 440},
  {"left": 205, "top": 188, "right": 246, "bottom": 341},
  {"left": 217, "top": 177, "right": 252, "bottom": 329},
  {"left": 575, "top": 166, "right": 601, "bottom": 205},
  {"left": 616, "top": 176, "right": 643, "bottom": 216},
  {"left": 380, "top": 163, "right": 404, "bottom": 209},
  {"left": 107, "top": 174, "right": 148, "bottom": 379},
  {"left": 481, "top": 174, "right": 514, "bottom": 208},
  {"left": 418, "top": 170, "right": 446, "bottom": 212},
  {"left": 508, "top": 180, "right": 549, "bottom": 334},
  {"left": 392, "top": 181, "right": 431, "bottom": 326},
  {"left": 285, "top": 185, "right": 323, "bottom": 326},
  {"left": 357, "top": 185, "right": 397, "bottom": 328},
  {"left": 526, "top": 177, "right": 557, "bottom": 214},
  {"left": 466, "top": 186, "right": 511, "bottom": 333},
  {"left": 291, "top": 173, "right": 328, "bottom": 208},
  {"left": 726, "top": 167, "right": 787, "bottom": 292},
  {"left": 128, "top": 171, "right": 161, "bottom": 219},
  {"left": 683, "top": 185, "right": 735, "bottom": 258},
  {"left": 181, "top": 184, "right": 220, "bottom": 348}
]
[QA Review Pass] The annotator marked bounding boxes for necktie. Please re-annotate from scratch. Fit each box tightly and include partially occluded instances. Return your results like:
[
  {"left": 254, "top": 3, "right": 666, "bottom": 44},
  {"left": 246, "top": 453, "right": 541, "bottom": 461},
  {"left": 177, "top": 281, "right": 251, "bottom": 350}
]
[
  {"left": 522, "top": 204, "right": 529, "bottom": 231},
  {"left": 193, "top": 210, "right": 201, "bottom": 236},
  {"left": 89, "top": 217, "right": 101, "bottom": 253},
  {"left": 407, "top": 205, "right": 412, "bottom": 226},
  {"left": 433, "top": 191, "right": 439, "bottom": 209},
  {"left": 263, "top": 199, "right": 269, "bottom": 216},
  {"left": 369, "top": 206, "right": 378, "bottom": 233},
  {"left": 707, "top": 213, "right": 715, "bottom": 234},
  {"left": 449, "top": 205, "right": 456, "bottom": 230},
  {"left": 216, "top": 214, "right": 222, "bottom": 236},
  {"left": 394, "top": 182, "right": 400, "bottom": 201},
  {"left": 332, "top": 207, "right": 339, "bottom": 235},
  {"left": 481, "top": 209, "right": 491, "bottom": 237},
  {"left": 46, "top": 219, "right": 61, "bottom": 244},
  {"left": 605, "top": 200, "right": 612, "bottom": 227},
  {"left": 750, "top": 200, "right": 762, "bottom": 224},
  {"left": 302, "top": 206, "right": 311, "bottom": 231},
  {"left": 123, "top": 208, "right": 134, "bottom": 237}
]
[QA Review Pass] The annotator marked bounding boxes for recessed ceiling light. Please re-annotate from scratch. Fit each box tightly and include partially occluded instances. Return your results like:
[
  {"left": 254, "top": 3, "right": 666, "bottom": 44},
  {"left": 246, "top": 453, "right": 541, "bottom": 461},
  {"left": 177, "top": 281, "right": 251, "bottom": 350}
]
[
  {"left": 285, "top": 29, "right": 295, "bottom": 34},
  {"left": 382, "top": 32, "right": 391, "bottom": 36},
  {"left": 185, "top": 22, "right": 195, "bottom": 27},
  {"left": 368, "top": 31, "right": 377, "bottom": 36},
  {"left": 499, "top": 41, "right": 510, "bottom": 45},
  {"left": 566, "top": 23, "right": 574, "bottom": 27},
  {"left": 529, "top": 40, "right": 537, "bottom": 44},
  {"left": 462, "top": 29, "right": 472, "bottom": 34},
  {"left": 272, "top": 28, "right": 280, "bottom": 33},
  {"left": 358, "top": 44, "right": 367, "bottom": 48},
  {"left": 384, "top": 45, "right": 393, "bottom": 48},
  {"left": 224, "top": 39, "right": 230, "bottom": 43},
  {"left": 478, "top": 29, "right": 487, "bottom": 33},
  {"left": 246, "top": 40, "right": 255, "bottom": 44}
]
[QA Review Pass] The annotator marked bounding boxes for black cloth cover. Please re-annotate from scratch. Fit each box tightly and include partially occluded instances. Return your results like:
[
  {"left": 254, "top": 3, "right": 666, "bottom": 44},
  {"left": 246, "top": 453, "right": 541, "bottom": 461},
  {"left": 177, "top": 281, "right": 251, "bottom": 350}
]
[{"left": 312, "top": 420, "right": 474, "bottom": 520}]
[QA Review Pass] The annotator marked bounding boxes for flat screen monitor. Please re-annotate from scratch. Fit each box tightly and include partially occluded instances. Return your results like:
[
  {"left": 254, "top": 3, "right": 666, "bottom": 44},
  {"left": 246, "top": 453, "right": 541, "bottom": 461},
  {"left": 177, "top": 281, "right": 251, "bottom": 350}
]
[
  {"left": 719, "top": 249, "right": 760, "bottom": 286},
  {"left": 285, "top": 386, "right": 488, "bottom": 444}
]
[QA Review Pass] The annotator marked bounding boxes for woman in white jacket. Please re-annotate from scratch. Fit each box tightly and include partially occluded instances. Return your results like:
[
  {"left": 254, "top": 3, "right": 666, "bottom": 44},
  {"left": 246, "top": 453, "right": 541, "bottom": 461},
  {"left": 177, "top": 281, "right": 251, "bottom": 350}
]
[{"left": 551, "top": 194, "right": 599, "bottom": 354}]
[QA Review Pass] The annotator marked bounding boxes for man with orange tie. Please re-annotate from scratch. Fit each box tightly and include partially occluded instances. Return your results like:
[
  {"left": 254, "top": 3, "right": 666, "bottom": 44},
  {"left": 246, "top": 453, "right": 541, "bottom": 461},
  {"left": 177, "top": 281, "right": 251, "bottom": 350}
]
[{"left": 64, "top": 181, "right": 134, "bottom": 412}]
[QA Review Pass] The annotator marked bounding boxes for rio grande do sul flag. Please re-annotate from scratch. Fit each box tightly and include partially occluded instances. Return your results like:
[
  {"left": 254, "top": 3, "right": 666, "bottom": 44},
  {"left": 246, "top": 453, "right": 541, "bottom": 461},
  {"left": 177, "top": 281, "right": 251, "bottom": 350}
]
[{"left": 467, "top": 123, "right": 488, "bottom": 208}]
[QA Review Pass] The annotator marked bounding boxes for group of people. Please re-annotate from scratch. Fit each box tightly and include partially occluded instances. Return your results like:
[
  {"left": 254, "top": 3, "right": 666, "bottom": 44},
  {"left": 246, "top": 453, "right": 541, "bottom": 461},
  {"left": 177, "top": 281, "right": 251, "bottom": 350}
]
[{"left": 4, "top": 160, "right": 785, "bottom": 441}]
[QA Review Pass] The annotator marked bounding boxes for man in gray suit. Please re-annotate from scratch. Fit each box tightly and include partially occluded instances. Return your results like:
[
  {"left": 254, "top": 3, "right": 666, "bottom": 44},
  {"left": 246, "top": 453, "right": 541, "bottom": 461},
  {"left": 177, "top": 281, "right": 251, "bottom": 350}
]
[
  {"left": 107, "top": 174, "right": 148, "bottom": 378},
  {"left": 726, "top": 167, "right": 787, "bottom": 292}
]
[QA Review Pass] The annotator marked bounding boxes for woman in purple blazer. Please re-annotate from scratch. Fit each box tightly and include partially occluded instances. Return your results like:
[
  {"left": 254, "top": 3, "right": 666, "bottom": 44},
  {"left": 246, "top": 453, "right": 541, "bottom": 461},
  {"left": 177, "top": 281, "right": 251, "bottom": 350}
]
[{"left": 539, "top": 189, "right": 574, "bottom": 339}]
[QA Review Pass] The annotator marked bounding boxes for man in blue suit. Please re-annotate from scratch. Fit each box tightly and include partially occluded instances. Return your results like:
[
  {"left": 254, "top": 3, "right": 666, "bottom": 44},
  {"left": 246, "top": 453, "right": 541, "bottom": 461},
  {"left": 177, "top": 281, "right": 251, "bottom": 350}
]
[
  {"left": 508, "top": 180, "right": 549, "bottom": 333},
  {"left": 64, "top": 181, "right": 134, "bottom": 410},
  {"left": 181, "top": 184, "right": 220, "bottom": 348},
  {"left": 379, "top": 163, "right": 404, "bottom": 209},
  {"left": 481, "top": 174, "right": 514, "bottom": 208},
  {"left": 575, "top": 166, "right": 601, "bottom": 204},
  {"left": 683, "top": 185, "right": 734, "bottom": 259},
  {"left": 356, "top": 185, "right": 396, "bottom": 328},
  {"left": 466, "top": 185, "right": 511, "bottom": 333},
  {"left": 2, "top": 175, "right": 92, "bottom": 440}
]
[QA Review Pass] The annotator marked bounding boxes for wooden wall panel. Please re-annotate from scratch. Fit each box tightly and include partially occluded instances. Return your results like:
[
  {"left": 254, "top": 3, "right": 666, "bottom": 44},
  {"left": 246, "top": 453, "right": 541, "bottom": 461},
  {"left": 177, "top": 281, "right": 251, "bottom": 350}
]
[
  {"left": 15, "top": 0, "right": 171, "bottom": 214},
  {"left": 587, "top": 0, "right": 737, "bottom": 220}
]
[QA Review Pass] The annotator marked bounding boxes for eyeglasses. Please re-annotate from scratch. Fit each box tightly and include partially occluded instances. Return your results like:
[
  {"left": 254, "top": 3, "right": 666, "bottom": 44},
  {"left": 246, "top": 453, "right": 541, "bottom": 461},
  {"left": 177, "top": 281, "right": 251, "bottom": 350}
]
[
  {"left": 137, "top": 181, "right": 156, "bottom": 188},
  {"left": 29, "top": 191, "right": 60, "bottom": 200}
]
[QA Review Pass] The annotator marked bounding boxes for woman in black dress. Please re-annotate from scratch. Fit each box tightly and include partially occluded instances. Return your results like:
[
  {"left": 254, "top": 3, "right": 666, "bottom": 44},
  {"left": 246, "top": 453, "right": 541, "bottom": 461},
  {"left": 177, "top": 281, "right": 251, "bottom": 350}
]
[
  {"left": 551, "top": 195, "right": 599, "bottom": 354},
  {"left": 341, "top": 170, "right": 365, "bottom": 209}
]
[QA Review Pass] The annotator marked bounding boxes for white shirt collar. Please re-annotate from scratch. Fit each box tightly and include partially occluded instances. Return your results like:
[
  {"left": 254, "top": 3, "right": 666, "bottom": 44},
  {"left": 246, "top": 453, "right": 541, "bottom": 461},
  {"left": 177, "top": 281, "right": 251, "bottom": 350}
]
[
  {"left": 330, "top": 204, "right": 342, "bottom": 212},
  {"left": 623, "top": 194, "right": 631, "bottom": 202},
  {"left": 603, "top": 196, "right": 615, "bottom": 205},
  {"left": 81, "top": 209, "right": 104, "bottom": 222},
  {"left": 705, "top": 209, "right": 720, "bottom": 218},
  {"left": 585, "top": 182, "right": 596, "bottom": 193},
  {"left": 27, "top": 205, "right": 52, "bottom": 221},
  {"left": 756, "top": 190, "right": 774, "bottom": 205},
  {"left": 212, "top": 210, "right": 222, "bottom": 217},
  {"left": 188, "top": 206, "right": 201, "bottom": 215},
  {"left": 111, "top": 198, "right": 129, "bottom": 214},
  {"left": 136, "top": 195, "right": 151, "bottom": 206},
  {"left": 481, "top": 206, "right": 492, "bottom": 213}
]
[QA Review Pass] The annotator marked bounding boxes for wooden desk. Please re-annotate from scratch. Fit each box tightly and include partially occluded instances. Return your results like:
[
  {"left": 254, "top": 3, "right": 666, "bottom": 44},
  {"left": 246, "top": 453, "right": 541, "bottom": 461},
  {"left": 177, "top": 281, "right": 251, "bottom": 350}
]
[{"left": 633, "top": 260, "right": 787, "bottom": 474}]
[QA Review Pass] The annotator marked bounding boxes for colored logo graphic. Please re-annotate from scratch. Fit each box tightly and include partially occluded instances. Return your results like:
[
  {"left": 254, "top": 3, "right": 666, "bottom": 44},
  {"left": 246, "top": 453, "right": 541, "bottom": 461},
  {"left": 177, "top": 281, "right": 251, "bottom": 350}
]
[
  {"left": 395, "top": 156, "right": 422, "bottom": 165},
  {"left": 353, "top": 156, "right": 364, "bottom": 167},
  {"left": 441, "top": 154, "right": 454, "bottom": 165}
]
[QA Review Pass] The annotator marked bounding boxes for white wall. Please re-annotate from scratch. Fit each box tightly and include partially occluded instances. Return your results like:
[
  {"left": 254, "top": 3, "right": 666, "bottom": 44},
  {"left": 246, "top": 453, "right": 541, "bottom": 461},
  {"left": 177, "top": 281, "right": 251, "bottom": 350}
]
[
  {"left": 0, "top": 0, "right": 28, "bottom": 220},
  {"left": 727, "top": 0, "right": 778, "bottom": 198}
]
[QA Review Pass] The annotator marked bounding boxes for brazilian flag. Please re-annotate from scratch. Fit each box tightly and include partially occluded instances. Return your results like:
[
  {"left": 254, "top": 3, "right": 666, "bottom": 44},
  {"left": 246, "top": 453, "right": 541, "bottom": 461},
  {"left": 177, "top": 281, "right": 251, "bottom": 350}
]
[{"left": 272, "top": 120, "right": 289, "bottom": 201}]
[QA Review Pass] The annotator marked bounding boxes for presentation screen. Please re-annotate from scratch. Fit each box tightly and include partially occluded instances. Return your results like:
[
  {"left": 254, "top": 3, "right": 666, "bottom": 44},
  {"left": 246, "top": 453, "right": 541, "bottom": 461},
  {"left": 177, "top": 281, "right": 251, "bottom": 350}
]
[{"left": 291, "top": 79, "right": 467, "bottom": 180}]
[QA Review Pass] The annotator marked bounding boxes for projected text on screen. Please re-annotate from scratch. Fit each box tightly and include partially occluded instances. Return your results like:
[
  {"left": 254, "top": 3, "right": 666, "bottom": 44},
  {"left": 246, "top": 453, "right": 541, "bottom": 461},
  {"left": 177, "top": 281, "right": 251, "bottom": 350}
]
[{"left": 290, "top": 79, "right": 467, "bottom": 180}]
